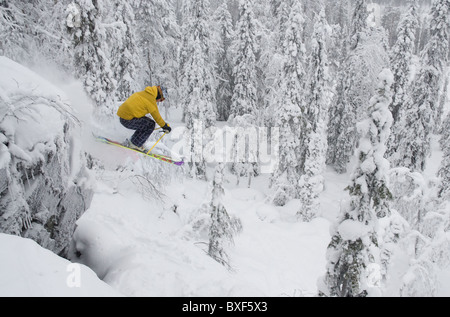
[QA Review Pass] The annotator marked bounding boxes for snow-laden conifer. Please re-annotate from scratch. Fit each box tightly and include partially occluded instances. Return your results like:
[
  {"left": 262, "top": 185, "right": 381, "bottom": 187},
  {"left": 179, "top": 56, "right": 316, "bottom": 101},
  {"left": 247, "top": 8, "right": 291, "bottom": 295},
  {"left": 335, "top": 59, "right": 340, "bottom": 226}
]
[
  {"left": 0, "top": 1, "right": 29, "bottom": 60},
  {"left": 179, "top": 0, "right": 216, "bottom": 179},
  {"left": 269, "top": 0, "right": 305, "bottom": 206},
  {"left": 427, "top": 0, "right": 450, "bottom": 127},
  {"left": 326, "top": 0, "right": 371, "bottom": 174},
  {"left": 297, "top": 9, "right": 332, "bottom": 221},
  {"left": 68, "top": 0, "right": 117, "bottom": 117},
  {"left": 387, "top": 0, "right": 418, "bottom": 124},
  {"left": 230, "top": 0, "right": 259, "bottom": 120},
  {"left": 390, "top": 0, "right": 449, "bottom": 171},
  {"left": 319, "top": 69, "right": 394, "bottom": 297},
  {"left": 208, "top": 164, "right": 242, "bottom": 270},
  {"left": 213, "top": 3, "right": 235, "bottom": 122},
  {"left": 438, "top": 111, "right": 450, "bottom": 199},
  {"left": 133, "top": 0, "right": 180, "bottom": 89},
  {"left": 349, "top": 0, "right": 369, "bottom": 50},
  {"left": 110, "top": 1, "right": 141, "bottom": 101},
  {"left": 228, "top": 0, "right": 260, "bottom": 184}
]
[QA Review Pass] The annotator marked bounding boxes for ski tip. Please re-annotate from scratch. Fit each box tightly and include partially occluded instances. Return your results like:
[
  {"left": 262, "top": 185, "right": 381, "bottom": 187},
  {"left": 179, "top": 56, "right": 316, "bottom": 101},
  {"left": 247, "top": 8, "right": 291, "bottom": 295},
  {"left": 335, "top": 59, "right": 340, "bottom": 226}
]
[{"left": 175, "top": 161, "right": 185, "bottom": 166}]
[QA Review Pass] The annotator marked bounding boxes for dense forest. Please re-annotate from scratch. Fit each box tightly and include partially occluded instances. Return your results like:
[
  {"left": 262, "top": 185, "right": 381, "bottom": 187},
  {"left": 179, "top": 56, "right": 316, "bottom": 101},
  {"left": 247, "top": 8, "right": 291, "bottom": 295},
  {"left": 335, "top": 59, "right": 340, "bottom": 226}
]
[{"left": 1, "top": 0, "right": 449, "bottom": 297}]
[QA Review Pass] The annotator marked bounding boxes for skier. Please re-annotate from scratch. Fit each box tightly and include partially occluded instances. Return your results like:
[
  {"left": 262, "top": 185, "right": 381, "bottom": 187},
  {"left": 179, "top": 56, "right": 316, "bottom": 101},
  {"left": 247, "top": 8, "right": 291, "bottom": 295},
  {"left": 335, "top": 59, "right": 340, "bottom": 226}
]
[{"left": 117, "top": 85, "right": 172, "bottom": 151}]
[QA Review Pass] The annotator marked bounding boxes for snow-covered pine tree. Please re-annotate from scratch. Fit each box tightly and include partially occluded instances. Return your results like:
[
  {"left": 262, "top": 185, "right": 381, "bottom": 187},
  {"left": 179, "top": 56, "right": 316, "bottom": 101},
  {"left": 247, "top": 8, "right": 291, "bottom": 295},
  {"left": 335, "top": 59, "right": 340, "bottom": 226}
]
[
  {"left": 387, "top": 0, "right": 418, "bottom": 124},
  {"left": 388, "top": 167, "right": 428, "bottom": 231},
  {"left": 326, "top": 0, "right": 368, "bottom": 174},
  {"left": 318, "top": 69, "right": 394, "bottom": 297},
  {"left": 67, "top": 0, "right": 117, "bottom": 118},
  {"left": 133, "top": 0, "right": 180, "bottom": 91},
  {"left": 4, "top": 1, "right": 72, "bottom": 69},
  {"left": 259, "top": 0, "right": 292, "bottom": 129},
  {"left": 325, "top": 70, "right": 357, "bottom": 174},
  {"left": 386, "top": 0, "right": 419, "bottom": 160},
  {"left": 325, "top": 0, "right": 351, "bottom": 74},
  {"left": 214, "top": 3, "right": 234, "bottom": 122},
  {"left": 110, "top": 0, "right": 141, "bottom": 101},
  {"left": 379, "top": 210, "right": 410, "bottom": 284},
  {"left": 356, "top": 69, "right": 394, "bottom": 219},
  {"left": 269, "top": 0, "right": 305, "bottom": 206},
  {"left": 389, "top": 95, "right": 431, "bottom": 172},
  {"left": 378, "top": 203, "right": 444, "bottom": 297},
  {"left": 208, "top": 163, "right": 242, "bottom": 269},
  {"left": 388, "top": 184, "right": 448, "bottom": 297},
  {"left": 297, "top": 8, "right": 332, "bottom": 222},
  {"left": 260, "top": 0, "right": 291, "bottom": 69},
  {"left": 228, "top": 0, "right": 260, "bottom": 183},
  {"left": 440, "top": 105, "right": 450, "bottom": 146},
  {"left": 319, "top": 202, "right": 380, "bottom": 296},
  {"left": 387, "top": 138, "right": 449, "bottom": 296},
  {"left": 0, "top": 1, "right": 36, "bottom": 62},
  {"left": 383, "top": 156, "right": 449, "bottom": 297},
  {"left": 325, "top": 0, "right": 351, "bottom": 29},
  {"left": 326, "top": 1, "right": 389, "bottom": 174},
  {"left": 399, "top": 242, "right": 440, "bottom": 297},
  {"left": 0, "top": 2, "right": 21, "bottom": 58},
  {"left": 390, "top": 0, "right": 449, "bottom": 171},
  {"left": 349, "top": 0, "right": 369, "bottom": 50},
  {"left": 437, "top": 95, "right": 450, "bottom": 197},
  {"left": 230, "top": 0, "right": 259, "bottom": 120},
  {"left": 427, "top": 0, "right": 450, "bottom": 128},
  {"left": 269, "top": 0, "right": 291, "bottom": 49},
  {"left": 1, "top": 1, "right": 71, "bottom": 67},
  {"left": 438, "top": 113, "right": 450, "bottom": 199},
  {"left": 179, "top": 0, "right": 217, "bottom": 128},
  {"left": 436, "top": 72, "right": 449, "bottom": 134},
  {"left": 179, "top": 0, "right": 216, "bottom": 179}
]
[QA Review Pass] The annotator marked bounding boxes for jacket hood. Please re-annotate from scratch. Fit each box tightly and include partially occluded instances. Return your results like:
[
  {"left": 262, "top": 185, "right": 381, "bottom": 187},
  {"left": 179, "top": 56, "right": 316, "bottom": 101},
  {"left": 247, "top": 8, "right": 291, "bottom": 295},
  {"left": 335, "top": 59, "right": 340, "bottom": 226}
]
[{"left": 145, "top": 86, "right": 158, "bottom": 97}]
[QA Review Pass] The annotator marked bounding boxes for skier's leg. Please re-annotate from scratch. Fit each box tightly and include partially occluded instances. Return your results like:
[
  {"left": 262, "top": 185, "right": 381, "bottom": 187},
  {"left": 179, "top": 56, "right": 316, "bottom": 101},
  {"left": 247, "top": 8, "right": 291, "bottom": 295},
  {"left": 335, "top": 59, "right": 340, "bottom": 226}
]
[
  {"left": 131, "top": 117, "right": 156, "bottom": 147},
  {"left": 120, "top": 117, "right": 155, "bottom": 147}
]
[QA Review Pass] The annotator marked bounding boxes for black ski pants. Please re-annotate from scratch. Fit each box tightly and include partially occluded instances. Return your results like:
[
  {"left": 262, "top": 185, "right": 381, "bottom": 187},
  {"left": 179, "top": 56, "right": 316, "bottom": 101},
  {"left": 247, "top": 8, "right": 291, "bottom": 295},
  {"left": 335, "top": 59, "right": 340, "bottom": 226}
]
[{"left": 120, "top": 117, "right": 156, "bottom": 147}]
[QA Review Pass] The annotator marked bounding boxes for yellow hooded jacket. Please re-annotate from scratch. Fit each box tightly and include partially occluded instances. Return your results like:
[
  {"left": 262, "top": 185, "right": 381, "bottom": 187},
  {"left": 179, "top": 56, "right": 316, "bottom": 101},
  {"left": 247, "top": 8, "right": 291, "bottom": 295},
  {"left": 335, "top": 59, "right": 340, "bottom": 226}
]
[{"left": 117, "top": 86, "right": 166, "bottom": 127}]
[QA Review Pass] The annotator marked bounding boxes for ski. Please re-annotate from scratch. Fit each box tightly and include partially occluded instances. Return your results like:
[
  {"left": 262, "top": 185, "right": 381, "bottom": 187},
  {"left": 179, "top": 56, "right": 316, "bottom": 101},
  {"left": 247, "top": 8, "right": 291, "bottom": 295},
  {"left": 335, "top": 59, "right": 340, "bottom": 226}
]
[{"left": 95, "top": 135, "right": 184, "bottom": 166}]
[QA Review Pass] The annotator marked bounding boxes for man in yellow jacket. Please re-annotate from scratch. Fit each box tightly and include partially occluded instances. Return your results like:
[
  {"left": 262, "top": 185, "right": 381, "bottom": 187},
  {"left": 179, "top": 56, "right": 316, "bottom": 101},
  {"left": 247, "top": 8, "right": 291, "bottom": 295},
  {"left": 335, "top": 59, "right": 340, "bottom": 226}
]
[{"left": 117, "top": 85, "right": 171, "bottom": 151}]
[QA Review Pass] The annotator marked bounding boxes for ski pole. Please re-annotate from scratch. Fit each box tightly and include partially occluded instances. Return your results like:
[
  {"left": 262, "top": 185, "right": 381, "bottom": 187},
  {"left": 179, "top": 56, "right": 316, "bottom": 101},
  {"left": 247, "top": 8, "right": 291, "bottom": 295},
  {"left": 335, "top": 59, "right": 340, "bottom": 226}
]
[{"left": 146, "top": 132, "right": 167, "bottom": 155}]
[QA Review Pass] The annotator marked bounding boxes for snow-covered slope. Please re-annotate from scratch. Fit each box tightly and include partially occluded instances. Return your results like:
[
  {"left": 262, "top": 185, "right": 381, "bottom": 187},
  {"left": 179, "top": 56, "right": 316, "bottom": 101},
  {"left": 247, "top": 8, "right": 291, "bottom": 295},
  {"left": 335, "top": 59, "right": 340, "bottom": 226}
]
[
  {"left": 67, "top": 174, "right": 331, "bottom": 297},
  {"left": 0, "top": 233, "right": 120, "bottom": 296}
]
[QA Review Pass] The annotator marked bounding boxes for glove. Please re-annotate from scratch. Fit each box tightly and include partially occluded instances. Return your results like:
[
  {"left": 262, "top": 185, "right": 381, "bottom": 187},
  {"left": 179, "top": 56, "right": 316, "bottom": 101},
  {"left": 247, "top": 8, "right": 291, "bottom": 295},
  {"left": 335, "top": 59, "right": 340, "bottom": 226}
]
[{"left": 162, "top": 123, "right": 172, "bottom": 134}]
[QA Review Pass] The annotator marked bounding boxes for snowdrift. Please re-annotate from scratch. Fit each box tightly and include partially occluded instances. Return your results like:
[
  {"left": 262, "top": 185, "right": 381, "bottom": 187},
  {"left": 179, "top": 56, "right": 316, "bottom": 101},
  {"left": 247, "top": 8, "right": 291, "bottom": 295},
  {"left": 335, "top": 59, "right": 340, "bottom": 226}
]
[{"left": 0, "top": 233, "right": 120, "bottom": 296}]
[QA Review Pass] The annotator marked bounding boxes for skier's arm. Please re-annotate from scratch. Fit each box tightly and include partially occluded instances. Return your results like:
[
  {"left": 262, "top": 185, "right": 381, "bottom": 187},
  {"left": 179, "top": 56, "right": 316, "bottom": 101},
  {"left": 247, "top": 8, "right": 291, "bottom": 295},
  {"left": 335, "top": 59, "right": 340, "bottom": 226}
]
[{"left": 150, "top": 109, "right": 166, "bottom": 128}]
